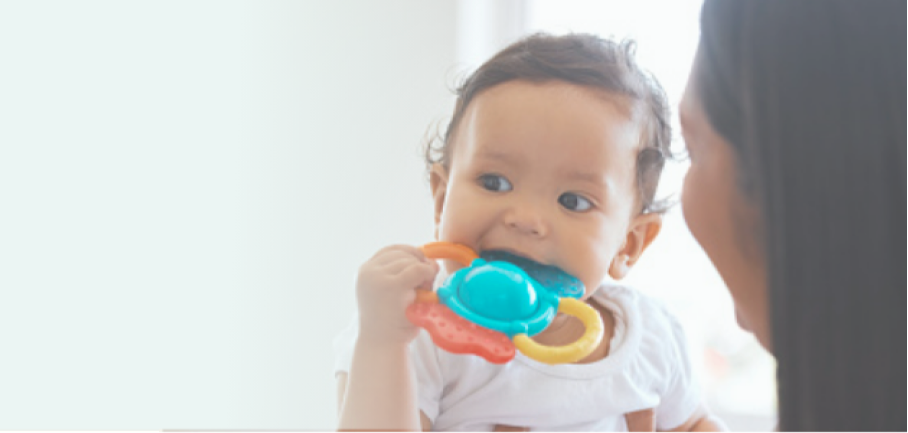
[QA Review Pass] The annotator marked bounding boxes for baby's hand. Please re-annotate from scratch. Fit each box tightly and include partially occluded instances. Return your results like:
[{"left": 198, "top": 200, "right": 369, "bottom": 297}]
[{"left": 355, "top": 245, "right": 439, "bottom": 346}]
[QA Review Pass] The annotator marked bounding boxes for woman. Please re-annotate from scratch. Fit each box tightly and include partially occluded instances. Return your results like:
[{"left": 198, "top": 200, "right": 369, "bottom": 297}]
[{"left": 679, "top": 0, "right": 904, "bottom": 430}]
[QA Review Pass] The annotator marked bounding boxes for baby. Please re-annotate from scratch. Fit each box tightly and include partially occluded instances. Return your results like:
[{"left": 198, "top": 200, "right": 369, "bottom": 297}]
[{"left": 335, "top": 33, "right": 723, "bottom": 431}]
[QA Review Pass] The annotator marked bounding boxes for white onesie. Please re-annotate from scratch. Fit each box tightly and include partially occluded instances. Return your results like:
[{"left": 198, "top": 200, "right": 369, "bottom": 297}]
[{"left": 333, "top": 284, "right": 702, "bottom": 431}]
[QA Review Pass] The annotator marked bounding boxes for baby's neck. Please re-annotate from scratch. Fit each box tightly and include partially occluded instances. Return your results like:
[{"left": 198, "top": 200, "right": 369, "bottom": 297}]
[{"left": 530, "top": 297, "right": 617, "bottom": 365}]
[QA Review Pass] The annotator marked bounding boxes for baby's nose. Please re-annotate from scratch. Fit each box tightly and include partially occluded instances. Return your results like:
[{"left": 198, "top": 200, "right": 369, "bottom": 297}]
[{"left": 503, "top": 206, "right": 549, "bottom": 237}]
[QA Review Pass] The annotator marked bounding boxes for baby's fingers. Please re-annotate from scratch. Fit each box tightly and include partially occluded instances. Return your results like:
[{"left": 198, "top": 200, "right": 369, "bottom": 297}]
[
  {"left": 370, "top": 244, "right": 426, "bottom": 266},
  {"left": 395, "top": 260, "right": 439, "bottom": 289},
  {"left": 382, "top": 253, "right": 434, "bottom": 276}
]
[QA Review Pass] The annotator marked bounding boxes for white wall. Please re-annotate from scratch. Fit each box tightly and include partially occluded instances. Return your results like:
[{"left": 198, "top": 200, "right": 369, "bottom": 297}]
[{"left": 0, "top": 1, "right": 458, "bottom": 429}]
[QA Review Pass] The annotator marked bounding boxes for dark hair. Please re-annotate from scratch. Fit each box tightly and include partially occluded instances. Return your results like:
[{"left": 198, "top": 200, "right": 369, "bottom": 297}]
[
  {"left": 696, "top": 1, "right": 906, "bottom": 430},
  {"left": 424, "top": 32, "right": 674, "bottom": 214}
]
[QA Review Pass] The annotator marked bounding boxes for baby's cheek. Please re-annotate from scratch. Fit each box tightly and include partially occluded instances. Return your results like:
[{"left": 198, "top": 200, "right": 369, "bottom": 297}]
[
  {"left": 567, "top": 257, "right": 606, "bottom": 298},
  {"left": 579, "top": 246, "right": 617, "bottom": 292}
]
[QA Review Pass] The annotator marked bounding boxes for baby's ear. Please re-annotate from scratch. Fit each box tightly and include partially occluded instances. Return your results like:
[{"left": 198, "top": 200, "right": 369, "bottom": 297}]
[
  {"left": 429, "top": 163, "right": 449, "bottom": 240},
  {"left": 608, "top": 213, "right": 662, "bottom": 280}
]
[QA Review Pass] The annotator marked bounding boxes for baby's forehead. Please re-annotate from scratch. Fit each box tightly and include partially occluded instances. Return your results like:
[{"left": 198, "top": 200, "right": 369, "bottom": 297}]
[
  {"left": 466, "top": 81, "right": 641, "bottom": 133},
  {"left": 457, "top": 84, "right": 642, "bottom": 156},
  {"left": 471, "top": 80, "right": 640, "bottom": 117}
]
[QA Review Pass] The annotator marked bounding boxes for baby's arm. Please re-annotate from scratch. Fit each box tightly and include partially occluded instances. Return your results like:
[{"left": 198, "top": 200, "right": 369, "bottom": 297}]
[
  {"left": 654, "top": 305, "right": 727, "bottom": 432},
  {"left": 662, "top": 405, "right": 726, "bottom": 432},
  {"left": 336, "top": 362, "right": 432, "bottom": 431},
  {"left": 336, "top": 245, "right": 438, "bottom": 431}
]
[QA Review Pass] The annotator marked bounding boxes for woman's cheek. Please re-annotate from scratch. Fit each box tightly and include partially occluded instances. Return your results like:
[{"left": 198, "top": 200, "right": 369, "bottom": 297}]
[{"left": 681, "top": 166, "right": 699, "bottom": 236}]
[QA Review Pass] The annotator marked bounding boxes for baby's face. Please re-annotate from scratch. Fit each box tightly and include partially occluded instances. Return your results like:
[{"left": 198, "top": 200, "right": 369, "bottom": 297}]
[{"left": 432, "top": 80, "right": 644, "bottom": 298}]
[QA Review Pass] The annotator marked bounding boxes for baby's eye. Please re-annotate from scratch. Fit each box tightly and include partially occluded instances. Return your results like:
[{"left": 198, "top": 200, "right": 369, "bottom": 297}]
[
  {"left": 558, "top": 193, "right": 593, "bottom": 212},
  {"left": 478, "top": 174, "right": 513, "bottom": 192}
]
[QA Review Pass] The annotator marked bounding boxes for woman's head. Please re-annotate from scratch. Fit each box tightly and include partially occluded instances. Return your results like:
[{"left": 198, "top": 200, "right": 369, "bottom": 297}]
[
  {"left": 426, "top": 32, "right": 673, "bottom": 215},
  {"left": 679, "top": 79, "right": 768, "bottom": 344},
  {"left": 681, "top": 1, "right": 905, "bottom": 430}
]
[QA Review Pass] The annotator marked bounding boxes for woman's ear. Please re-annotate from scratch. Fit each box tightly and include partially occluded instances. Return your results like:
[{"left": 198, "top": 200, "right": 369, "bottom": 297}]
[
  {"left": 609, "top": 213, "right": 662, "bottom": 280},
  {"left": 429, "top": 163, "right": 449, "bottom": 240}
]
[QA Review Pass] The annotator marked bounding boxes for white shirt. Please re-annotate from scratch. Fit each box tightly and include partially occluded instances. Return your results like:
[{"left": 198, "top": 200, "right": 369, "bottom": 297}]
[{"left": 333, "top": 284, "right": 702, "bottom": 431}]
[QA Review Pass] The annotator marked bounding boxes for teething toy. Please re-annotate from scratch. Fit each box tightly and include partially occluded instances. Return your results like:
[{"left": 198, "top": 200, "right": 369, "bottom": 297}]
[{"left": 405, "top": 242, "right": 604, "bottom": 365}]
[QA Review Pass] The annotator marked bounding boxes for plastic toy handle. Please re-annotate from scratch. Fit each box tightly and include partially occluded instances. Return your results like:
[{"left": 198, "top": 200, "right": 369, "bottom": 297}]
[
  {"left": 408, "top": 242, "right": 516, "bottom": 363},
  {"left": 419, "top": 241, "right": 479, "bottom": 267},
  {"left": 512, "top": 298, "right": 604, "bottom": 365},
  {"left": 412, "top": 242, "right": 478, "bottom": 305}
]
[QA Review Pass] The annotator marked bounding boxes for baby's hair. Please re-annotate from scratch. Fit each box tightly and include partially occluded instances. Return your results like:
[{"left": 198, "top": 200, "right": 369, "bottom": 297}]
[{"left": 424, "top": 32, "right": 674, "bottom": 214}]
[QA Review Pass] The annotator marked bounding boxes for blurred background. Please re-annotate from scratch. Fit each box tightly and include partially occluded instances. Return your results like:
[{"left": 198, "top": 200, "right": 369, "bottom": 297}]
[{"left": 0, "top": 0, "right": 775, "bottom": 430}]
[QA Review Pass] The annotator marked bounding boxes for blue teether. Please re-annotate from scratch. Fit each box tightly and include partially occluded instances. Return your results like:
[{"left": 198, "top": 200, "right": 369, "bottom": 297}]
[
  {"left": 481, "top": 251, "right": 585, "bottom": 299},
  {"left": 435, "top": 251, "right": 585, "bottom": 338}
]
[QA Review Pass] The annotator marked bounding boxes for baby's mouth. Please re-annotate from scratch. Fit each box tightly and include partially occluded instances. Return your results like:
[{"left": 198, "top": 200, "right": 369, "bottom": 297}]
[{"left": 479, "top": 250, "right": 585, "bottom": 299}]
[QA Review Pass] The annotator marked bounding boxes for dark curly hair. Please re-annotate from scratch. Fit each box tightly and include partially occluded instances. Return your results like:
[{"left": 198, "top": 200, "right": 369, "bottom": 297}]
[{"left": 424, "top": 32, "right": 675, "bottom": 214}]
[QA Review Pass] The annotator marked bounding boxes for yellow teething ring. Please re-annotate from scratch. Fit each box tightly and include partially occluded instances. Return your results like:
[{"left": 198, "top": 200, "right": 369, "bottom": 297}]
[{"left": 512, "top": 298, "right": 604, "bottom": 365}]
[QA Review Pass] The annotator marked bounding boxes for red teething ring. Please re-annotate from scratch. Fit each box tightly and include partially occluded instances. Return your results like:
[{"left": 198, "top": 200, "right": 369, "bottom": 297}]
[{"left": 406, "top": 242, "right": 516, "bottom": 363}]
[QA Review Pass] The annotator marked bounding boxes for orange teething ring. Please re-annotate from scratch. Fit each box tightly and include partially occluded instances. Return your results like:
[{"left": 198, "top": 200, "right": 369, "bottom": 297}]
[
  {"left": 412, "top": 242, "right": 479, "bottom": 305},
  {"left": 419, "top": 242, "right": 479, "bottom": 267}
]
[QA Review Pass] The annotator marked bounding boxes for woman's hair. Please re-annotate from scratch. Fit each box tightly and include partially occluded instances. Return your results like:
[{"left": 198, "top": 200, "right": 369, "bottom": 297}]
[
  {"left": 424, "top": 32, "right": 673, "bottom": 214},
  {"left": 696, "top": 1, "right": 905, "bottom": 430}
]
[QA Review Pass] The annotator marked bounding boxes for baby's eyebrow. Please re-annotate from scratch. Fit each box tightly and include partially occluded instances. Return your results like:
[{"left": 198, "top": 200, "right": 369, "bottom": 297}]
[
  {"left": 474, "top": 149, "right": 519, "bottom": 164},
  {"left": 566, "top": 170, "right": 605, "bottom": 184}
]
